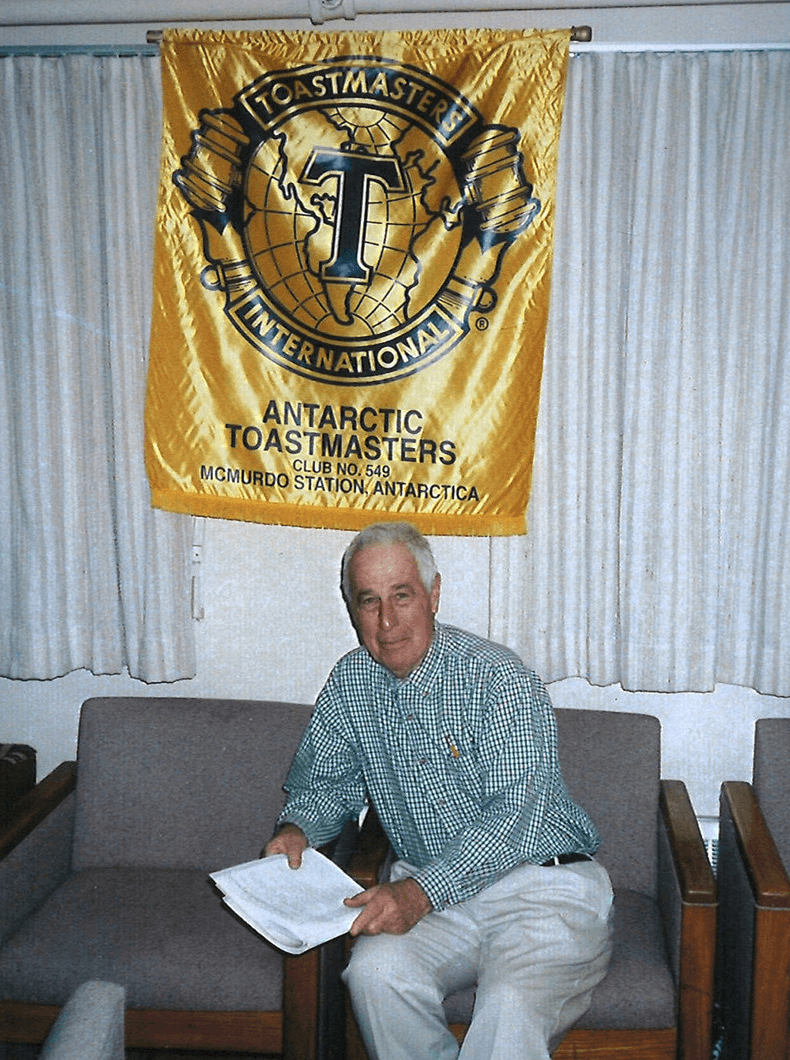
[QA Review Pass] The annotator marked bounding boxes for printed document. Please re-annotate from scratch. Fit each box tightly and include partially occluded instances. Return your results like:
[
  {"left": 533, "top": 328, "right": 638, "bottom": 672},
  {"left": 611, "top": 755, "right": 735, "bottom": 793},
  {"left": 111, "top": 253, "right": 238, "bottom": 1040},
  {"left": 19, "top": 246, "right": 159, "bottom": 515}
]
[{"left": 210, "top": 847, "right": 364, "bottom": 954}]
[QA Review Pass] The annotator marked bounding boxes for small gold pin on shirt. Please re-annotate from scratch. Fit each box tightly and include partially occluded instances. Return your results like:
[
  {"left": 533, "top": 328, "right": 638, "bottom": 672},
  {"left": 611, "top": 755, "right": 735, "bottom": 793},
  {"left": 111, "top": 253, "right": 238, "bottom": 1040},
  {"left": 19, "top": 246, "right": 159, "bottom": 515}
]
[{"left": 445, "top": 734, "right": 460, "bottom": 758}]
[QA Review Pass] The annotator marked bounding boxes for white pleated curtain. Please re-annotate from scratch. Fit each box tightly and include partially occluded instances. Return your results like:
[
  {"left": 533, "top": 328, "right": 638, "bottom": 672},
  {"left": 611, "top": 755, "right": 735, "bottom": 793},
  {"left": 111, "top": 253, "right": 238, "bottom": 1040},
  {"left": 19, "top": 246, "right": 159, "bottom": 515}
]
[
  {"left": 0, "top": 46, "right": 787, "bottom": 695},
  {"left": 493, "top": 48, "right": 790, "bottom": 696},
  {"left": 0, "top": 53, "right": 195, "bottom": 682}
]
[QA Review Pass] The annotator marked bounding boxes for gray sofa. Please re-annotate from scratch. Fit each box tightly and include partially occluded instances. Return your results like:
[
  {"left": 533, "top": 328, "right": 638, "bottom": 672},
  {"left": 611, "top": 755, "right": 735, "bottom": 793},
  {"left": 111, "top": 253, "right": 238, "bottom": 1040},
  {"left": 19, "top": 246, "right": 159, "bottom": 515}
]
[{"left": 0, "top": 697, "right": 346, "bottom": 1060}]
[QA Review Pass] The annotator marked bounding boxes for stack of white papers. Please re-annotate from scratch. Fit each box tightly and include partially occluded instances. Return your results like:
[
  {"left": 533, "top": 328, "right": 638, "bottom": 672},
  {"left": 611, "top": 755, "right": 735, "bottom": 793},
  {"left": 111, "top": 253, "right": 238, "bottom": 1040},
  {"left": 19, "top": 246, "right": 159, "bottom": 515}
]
[{"left": 210, "top": 848, "right": 364, "bottom": 954}]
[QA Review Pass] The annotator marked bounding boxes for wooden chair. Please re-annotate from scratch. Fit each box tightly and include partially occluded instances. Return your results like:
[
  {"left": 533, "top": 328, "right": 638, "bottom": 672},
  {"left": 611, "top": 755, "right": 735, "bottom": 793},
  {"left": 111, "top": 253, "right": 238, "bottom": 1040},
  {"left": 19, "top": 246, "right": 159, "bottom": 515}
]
[
  {"left": 717, "top": 718, "right": 790, "bottom": 1060},
  {"left": 0, "top": 697, "right": 347, "bottom": 1060},
  {"left": 345, "top": 709, "right": 718, "bottom": 1060}
]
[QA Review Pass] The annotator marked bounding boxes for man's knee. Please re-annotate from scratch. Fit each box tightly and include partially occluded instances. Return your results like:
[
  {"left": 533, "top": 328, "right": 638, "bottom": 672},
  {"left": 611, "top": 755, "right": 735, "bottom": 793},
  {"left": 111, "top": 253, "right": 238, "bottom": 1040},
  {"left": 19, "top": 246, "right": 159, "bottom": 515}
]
[
  {"left": 344, "top": 932, "right": 450, "bottom": 1011},
  {"left": 343, "top": 935, "right": 404, "bottom": 999}
]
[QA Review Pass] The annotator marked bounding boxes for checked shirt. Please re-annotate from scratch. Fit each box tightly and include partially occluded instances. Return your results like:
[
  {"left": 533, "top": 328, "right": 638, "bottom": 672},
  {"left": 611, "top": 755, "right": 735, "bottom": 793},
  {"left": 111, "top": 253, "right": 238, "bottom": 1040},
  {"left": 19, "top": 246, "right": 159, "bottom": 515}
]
[{"left": 279, "top": 623, "right": 599, "bottom": 910}]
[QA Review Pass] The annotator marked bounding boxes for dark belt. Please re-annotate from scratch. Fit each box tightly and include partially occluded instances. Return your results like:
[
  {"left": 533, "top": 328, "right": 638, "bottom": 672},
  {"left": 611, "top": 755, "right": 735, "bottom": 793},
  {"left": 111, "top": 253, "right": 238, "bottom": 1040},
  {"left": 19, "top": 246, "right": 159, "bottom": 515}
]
[{"left": 542, "top": 852, "right": 594, "bottom": 867}]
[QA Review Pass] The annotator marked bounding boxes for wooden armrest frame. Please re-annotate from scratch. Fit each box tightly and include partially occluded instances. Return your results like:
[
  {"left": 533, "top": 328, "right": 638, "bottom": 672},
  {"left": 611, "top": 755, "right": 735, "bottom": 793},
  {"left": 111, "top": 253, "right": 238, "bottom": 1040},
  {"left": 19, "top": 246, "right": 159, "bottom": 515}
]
[
  {"left": 659, "top": 780, "right": 717, "bottom": 1060},
  {"left": 719, "top": 781, "right": 790, "bottom": 1060},
  {"left": 0, "top": 761, "right": 77, "bottom": 861},
  {"left": 720, "top": 781, "right": 790, "bottom": 908},
  {"left": 660, "top": 780, "right": 717, "bottom": 907},
  {"left": 283, "top": 820, "right": 363, "bottom": 1060}
]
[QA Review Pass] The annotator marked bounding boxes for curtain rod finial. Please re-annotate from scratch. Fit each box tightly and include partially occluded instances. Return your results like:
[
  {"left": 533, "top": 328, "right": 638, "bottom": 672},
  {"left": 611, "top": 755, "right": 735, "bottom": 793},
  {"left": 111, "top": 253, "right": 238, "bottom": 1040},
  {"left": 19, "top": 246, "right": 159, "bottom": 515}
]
[{"left": 571, "top": 26, "right": 593, "bottom": 43}]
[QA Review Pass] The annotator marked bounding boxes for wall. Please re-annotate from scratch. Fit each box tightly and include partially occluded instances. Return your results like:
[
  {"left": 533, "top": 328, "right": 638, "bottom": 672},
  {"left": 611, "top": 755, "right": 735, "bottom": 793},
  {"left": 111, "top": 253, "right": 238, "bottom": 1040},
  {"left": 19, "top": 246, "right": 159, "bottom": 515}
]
[{"left": 1, "top": 1, "right": 789, "bottom": 827}]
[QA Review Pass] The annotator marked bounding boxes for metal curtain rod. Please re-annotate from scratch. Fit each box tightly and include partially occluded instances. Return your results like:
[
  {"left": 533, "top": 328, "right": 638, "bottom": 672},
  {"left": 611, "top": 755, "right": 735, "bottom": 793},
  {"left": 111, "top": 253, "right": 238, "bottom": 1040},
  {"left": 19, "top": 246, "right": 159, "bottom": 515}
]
[{"left": 146, "top": 24, "right": 592, "bottom": 42}]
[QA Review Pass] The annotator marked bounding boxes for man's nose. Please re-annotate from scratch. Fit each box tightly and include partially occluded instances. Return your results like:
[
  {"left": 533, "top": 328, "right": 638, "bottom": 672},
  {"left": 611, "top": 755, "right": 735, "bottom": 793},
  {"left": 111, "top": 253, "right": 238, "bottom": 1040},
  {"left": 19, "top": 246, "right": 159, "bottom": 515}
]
[{"left": 379, "top": 598, "right": 397, "bottom": 629}]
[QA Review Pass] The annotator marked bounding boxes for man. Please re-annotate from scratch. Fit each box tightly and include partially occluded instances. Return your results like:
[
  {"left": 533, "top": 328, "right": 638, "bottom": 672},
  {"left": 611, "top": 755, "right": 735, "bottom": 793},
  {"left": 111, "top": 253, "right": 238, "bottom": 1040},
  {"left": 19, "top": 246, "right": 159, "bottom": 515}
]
[{"left": 266, "top": 522, "right": 613, "bottom": 1060}]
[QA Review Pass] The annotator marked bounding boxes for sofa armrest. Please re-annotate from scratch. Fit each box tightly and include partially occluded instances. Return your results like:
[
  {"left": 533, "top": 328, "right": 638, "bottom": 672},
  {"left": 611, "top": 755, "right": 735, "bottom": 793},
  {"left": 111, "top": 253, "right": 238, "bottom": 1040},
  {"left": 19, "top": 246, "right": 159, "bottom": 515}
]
[
  {"left": 660, "top": 780, "right": 717, "bottom": 906},
  {"left": 658, "top": 779, "right": 717, "bottom": 1060},
  {"left": 39, "top": 980, "right": 125, "bottom": 1060},
  {"left": 720, "top": 780, "right": 790, "bottom": 907},
  {"left": 718, "top": 781, "right": 790, "bottom": 1060},
  {"left": 0, "top": 762, "right": 77, "bottom": 943},
  {"left": 0, "top": 761, "right": 77, "bottom": 861}
]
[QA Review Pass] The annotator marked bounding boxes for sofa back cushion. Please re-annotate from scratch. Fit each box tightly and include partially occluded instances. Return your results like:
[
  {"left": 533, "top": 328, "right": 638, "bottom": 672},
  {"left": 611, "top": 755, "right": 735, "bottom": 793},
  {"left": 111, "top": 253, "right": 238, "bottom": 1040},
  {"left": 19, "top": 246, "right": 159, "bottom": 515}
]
[
  {"left": 753, "top": 717, "right": 790, "bottom": 873},
  {"left": 555, "top": 709, "right": 661, "bottom": 895},
  {"left": 71, "top": 698, "right": 314, "bottom": 871}
]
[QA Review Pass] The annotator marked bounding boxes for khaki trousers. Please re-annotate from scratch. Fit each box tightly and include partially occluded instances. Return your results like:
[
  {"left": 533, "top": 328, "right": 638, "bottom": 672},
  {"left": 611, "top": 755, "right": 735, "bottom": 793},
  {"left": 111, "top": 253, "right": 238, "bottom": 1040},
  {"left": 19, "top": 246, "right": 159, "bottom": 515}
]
[{"left": 343, "top": 858, "right": 613, "bottom": 1060}]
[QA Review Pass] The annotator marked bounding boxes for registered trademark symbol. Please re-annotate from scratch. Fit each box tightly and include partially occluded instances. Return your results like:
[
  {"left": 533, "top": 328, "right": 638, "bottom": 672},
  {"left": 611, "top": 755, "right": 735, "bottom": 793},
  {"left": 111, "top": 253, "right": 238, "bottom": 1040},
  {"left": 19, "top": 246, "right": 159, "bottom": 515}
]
[{"left": 475, "top": 317, "right": 489, "bottom": 331}]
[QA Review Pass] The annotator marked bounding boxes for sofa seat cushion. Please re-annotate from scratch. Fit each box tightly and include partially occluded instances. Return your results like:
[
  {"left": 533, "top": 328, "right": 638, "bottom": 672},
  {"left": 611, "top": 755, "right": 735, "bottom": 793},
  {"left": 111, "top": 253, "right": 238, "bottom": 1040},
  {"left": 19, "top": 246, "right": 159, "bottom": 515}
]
[
  {"left": 0, "top": 868, "right": 283, "bottom": 1011},
  {"left": 443, "top": 889, "right": 676, "bottom": 1031}
]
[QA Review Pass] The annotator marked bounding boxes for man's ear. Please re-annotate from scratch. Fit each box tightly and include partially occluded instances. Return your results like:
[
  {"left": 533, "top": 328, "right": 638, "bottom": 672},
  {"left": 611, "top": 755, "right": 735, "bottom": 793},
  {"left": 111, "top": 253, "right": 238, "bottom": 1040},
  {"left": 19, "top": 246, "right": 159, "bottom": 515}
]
[
  {"left": 430, "top": 573, "right": 441, "bottom": 614},
  {"left": 343, "top": 584, "right": 363, "bottom": 642}
]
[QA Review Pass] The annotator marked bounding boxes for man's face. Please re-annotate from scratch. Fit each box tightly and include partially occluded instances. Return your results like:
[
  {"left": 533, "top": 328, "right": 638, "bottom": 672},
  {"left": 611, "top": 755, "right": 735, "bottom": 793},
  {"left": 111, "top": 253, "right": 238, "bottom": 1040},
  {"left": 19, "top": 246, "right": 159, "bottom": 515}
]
[{"left": 349, "top": 542, "right": 441, "bottom": 680}]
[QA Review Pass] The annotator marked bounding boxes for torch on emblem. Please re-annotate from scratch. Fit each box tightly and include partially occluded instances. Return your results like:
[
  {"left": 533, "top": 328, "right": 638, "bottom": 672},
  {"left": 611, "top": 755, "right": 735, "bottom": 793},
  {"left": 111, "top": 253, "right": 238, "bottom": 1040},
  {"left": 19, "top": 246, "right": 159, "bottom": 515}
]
[{"left": 174, "top": 57, "right": 541, "bottom": 385}]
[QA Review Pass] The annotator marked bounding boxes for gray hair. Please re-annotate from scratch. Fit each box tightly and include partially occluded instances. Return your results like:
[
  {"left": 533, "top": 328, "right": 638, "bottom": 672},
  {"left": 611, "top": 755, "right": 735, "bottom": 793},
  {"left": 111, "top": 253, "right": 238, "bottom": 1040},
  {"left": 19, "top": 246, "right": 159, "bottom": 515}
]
[{"left": 341, "top": 522, "right": 439, "bottom": 606}]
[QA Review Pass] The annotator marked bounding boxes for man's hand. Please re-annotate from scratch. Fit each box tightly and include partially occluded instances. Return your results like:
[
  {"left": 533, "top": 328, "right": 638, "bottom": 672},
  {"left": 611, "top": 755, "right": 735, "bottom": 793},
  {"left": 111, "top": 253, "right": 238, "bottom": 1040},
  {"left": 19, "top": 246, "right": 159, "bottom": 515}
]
[
  {"left": 263, "top": 823, "right": 308, "bottom": 868},
  {"left": 344, "top": 877, "right": 432, "bottom": 936}
]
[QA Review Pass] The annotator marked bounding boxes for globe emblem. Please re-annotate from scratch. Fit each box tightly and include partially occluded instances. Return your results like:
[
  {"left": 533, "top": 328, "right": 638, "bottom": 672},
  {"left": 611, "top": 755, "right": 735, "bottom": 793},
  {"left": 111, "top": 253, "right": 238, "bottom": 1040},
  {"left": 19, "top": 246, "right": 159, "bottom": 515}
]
[
  {"left": 174, "top": 60, "right": 539, "bottom": 383},
  {"left": 243, "top": 104, "right": 464, "bottom": 342}
]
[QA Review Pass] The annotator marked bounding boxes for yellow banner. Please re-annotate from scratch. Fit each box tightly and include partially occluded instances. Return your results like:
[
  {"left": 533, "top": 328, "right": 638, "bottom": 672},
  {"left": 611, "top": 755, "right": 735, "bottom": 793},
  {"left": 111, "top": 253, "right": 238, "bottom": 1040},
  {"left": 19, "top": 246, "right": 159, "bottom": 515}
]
[{"left": 146, "top": 27, "right": 569, "bottom": 535}]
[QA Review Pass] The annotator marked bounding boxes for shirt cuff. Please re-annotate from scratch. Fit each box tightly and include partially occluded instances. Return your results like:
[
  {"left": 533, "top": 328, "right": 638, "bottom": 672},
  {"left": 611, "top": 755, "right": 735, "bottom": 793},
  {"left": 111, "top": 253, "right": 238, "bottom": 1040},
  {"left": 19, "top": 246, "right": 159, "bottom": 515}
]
[
  {"left": 410, "top": 863, "right": 460, "bottom": 911},
  {"left": 276, "top": 813, "right": 322, "bottom": 848}
]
